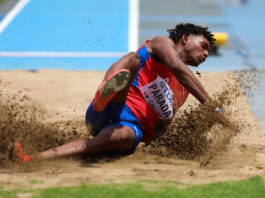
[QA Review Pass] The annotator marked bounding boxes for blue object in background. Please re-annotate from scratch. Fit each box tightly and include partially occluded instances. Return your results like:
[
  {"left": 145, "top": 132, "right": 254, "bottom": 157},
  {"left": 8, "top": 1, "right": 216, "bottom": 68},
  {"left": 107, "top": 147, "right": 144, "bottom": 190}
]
[{"left": 0, "top": 0, "right": 129, "bottom": 70}]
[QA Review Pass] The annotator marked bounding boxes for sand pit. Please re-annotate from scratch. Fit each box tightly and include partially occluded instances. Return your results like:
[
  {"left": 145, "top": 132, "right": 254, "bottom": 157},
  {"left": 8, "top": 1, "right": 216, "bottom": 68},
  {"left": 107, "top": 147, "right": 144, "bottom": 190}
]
[{"left": 0, "top": 69, "right": 264, "bottom": 189}]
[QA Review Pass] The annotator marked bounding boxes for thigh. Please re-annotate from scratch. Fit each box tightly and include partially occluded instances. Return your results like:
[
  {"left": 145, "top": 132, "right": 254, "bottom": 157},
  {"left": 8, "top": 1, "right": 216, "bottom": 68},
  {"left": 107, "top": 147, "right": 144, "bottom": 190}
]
[
  {"left": 98, "top": 121, "right": 143, "bottom": 151},
  {"left": 86, "top": 101, "right": 143, "bottom": 150},
  {"left": 85, "top": 101, "right": 125, "bottom": 136},
  {"left": 104, "top": 121, "right": 143, "bottom": 150}
]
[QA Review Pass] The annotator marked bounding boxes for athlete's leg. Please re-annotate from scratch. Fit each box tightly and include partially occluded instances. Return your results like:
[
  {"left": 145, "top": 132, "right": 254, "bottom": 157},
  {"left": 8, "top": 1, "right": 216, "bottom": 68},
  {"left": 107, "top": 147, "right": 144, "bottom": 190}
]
[
  {"left": 93, "top": 52, "right": 140, "bottom": 112},
  {"left": 38, "top": 53, "right": 141, "bottom": 160},
  {"left": 15, "top": 53, "right": 142, "bottom": 162},
  {"left": 38, "top": 125, "right": 135, "bottom": 159},
  {"left": 104, "top": 52, "right": 140, "bottom": 102}
]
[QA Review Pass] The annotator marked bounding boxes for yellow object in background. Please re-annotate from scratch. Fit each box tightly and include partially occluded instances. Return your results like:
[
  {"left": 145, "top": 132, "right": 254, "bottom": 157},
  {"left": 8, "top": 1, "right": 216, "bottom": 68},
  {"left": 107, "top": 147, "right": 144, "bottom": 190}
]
[{"left": 213, "top": 32, "right": 228, "bottom": 46}]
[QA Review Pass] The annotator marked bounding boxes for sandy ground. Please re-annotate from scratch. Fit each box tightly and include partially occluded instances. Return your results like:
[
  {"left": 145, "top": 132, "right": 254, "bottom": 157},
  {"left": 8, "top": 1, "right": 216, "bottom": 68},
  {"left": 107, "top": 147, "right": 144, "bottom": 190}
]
[{"left": 0, "top": 69, "right": 264, "bottom": 189}]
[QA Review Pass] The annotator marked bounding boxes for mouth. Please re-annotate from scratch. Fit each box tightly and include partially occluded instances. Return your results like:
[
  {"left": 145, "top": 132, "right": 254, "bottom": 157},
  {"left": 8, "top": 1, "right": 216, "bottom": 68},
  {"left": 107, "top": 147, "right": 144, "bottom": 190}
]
[{"left": 200, "top": 56, "right": 206, "bottom": 63}]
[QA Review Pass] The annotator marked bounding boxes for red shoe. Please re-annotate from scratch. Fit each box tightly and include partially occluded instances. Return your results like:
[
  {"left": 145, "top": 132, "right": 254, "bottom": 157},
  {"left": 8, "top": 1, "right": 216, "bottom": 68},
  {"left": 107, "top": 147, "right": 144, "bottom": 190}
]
[
  {"left": 92, "top": 69, "right": 130, "bottom": 112},
  {"left": 15, "top": 142, "right": 31, "bottom": 163}
]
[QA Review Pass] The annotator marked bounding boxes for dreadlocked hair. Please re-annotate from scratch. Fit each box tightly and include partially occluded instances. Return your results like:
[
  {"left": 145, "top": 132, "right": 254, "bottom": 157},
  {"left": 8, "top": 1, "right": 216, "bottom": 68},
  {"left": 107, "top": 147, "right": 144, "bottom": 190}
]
[{"left": 167, "top": 23, "right": 215, "bottom": 47}]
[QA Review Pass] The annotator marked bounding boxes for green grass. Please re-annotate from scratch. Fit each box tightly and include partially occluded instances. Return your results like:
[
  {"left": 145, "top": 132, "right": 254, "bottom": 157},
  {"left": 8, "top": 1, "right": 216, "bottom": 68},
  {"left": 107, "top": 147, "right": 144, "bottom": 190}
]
[
  {"left": 28, "top": 179, "right": 44, "bottom": 185},
  {"left": 0, "top": 187, "right": 17, "bottom": 198},
  {"left": 0, "top": 176, "right": 264, "bottom": 198},
  {"left": 0, "top": 0, "right": 5, "bottom": 5}
]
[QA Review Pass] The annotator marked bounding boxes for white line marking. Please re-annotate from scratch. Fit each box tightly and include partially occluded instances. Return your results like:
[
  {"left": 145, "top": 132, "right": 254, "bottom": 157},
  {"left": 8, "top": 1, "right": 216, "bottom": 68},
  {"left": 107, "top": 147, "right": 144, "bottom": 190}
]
[
  {"left": 0, "top": 0, "right": 30, "bottom": 35},
  {"left": 129, "top": 0, "right": 139, "bottom": 52},
  {"left": 0, "top": 51, "right": 126, "bottom": 58}
]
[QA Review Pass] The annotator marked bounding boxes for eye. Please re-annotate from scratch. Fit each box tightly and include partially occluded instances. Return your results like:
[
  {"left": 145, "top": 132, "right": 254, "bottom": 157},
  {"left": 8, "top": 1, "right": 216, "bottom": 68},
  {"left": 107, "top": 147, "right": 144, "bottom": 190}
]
[{"left": 202, "top": 43, "right": 210, "bottom": 51}]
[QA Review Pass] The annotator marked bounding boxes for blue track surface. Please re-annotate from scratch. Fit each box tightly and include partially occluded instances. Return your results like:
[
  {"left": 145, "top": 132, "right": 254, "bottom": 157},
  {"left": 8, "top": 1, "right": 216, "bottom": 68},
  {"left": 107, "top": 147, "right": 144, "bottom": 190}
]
[
  {"left": 0, "top": 0, "right": 264, "bottom": 71},
  {"left": 139, "top": 0, "right": 265, "bottom": 71},
  {"left": 200, "top": 0, "right": 265, "bottom": 71},
  {"left": 0, "top": 0, "right": 129, "bottom": 70}
]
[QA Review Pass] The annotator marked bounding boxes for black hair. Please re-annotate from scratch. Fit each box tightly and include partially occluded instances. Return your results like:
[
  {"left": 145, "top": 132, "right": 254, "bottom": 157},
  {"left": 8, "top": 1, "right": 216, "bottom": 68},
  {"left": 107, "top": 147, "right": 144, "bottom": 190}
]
[{"left": 167, "top": 23, "right": 215, "bottom": 46}]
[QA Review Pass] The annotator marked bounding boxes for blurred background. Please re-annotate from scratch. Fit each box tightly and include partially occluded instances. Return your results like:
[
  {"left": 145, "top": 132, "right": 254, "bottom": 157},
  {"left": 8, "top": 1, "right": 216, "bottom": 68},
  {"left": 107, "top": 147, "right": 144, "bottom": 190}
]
[{"left": 0, "top": 0, "right": 263, "bottom": 129}]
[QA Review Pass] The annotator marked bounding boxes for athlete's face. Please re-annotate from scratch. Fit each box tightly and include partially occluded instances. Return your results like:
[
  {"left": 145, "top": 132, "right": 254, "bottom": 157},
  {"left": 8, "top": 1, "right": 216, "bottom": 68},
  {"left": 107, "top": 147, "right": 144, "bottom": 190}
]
[{"left": 181, "top": 35, "right": 210, "bottom": 67}]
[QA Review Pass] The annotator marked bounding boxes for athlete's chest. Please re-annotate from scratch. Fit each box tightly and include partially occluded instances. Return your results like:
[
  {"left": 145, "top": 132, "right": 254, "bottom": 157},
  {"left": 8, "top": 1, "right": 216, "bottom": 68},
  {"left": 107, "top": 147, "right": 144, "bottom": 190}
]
[
  {"left": 140, "top": 75, "right": 174, "bottom": 120},
  {"left": 137, "top": 61, "right": 189, "bottom": 118}
]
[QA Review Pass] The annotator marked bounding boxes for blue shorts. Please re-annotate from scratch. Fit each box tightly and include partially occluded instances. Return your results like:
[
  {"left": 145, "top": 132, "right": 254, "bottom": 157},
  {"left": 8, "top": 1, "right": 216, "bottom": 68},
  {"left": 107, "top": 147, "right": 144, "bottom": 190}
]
[{"left": 85, "top": 101, "right": 143, "bottom": 149}]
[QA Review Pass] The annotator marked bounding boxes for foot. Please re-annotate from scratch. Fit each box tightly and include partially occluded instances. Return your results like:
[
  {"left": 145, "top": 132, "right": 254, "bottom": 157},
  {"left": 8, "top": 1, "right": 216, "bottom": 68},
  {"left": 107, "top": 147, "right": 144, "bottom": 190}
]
[
  {"left": 93, "top": 69, "right": 130, "bottom": 112},
  {"left": 13, "top": 142, "right": 31, "bottom": 163}
]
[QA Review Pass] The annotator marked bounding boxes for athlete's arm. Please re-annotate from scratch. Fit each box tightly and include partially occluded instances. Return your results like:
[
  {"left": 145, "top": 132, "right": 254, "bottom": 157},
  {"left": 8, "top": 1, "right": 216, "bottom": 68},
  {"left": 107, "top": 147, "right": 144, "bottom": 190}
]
[
  {"left": 149, "top": 36, "right": 210, "bottom": 103},
  {"left": 149, "top": 36, "right": 240, "bottom": 132}
]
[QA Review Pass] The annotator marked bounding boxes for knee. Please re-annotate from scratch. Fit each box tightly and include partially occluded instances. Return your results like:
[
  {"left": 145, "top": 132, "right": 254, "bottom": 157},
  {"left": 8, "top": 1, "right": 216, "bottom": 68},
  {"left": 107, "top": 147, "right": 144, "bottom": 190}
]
[
  {"left": 126, "top": 52, "right": 140, "bottom": 75},
  {"left": 108, "top": 127, "right": 135, "bottom": 150}
]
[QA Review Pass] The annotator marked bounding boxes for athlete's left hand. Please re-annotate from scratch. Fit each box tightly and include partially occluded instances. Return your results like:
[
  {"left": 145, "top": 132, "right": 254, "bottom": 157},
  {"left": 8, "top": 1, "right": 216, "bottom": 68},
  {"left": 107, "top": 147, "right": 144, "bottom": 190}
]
[{"left": 219, "top": 112, "right": 240, "bottom": 133}]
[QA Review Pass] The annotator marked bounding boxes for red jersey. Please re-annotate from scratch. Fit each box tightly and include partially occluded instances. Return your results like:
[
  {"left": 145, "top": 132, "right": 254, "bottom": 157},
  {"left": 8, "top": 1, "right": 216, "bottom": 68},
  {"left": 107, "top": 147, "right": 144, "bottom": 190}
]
[{"left": 126, "top": 42, "right": 190, "bottom": 143}]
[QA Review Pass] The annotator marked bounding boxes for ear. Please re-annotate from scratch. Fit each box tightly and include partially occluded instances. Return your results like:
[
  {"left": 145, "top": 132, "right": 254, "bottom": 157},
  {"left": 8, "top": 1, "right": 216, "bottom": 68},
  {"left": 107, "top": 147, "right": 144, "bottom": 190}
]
[{"left": 181, "top": 34, "right": 188, "bottom": 46}]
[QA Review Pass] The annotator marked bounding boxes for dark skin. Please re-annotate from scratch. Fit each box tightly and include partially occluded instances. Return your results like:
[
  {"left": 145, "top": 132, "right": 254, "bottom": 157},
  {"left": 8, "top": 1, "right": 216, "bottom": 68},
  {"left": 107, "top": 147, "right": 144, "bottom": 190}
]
[
  {"left": 148, "top": 35, "right": 239, "bottom": 132},
  {"left": 38, "top": 34, "right": 239, "bottom": 159},
  {"left": 147, "top": 35, "right": 211, "bottom": 103}
]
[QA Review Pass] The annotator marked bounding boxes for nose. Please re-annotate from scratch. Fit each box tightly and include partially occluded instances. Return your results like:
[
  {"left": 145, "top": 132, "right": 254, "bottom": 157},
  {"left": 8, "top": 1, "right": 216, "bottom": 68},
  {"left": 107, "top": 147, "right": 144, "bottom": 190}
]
[{"left": 204, "top": 50, "right": 209, "bottom": 58}]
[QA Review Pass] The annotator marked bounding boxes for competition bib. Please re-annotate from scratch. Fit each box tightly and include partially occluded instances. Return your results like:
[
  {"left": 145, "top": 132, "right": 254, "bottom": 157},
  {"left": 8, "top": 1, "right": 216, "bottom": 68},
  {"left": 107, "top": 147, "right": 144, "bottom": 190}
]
[{"left": 140, "top": 76, "right": 173, "bottom": 120}]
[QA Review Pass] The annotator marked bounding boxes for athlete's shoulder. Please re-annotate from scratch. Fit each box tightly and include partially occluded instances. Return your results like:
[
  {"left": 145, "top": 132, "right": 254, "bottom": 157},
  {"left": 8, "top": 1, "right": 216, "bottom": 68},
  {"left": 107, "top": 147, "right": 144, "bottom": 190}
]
[
  {"left": 150, "top": 36, "right": 174, "bottom": 45},
  {"left": 147, "top": 36, "right": 175, "bottom": 55}
]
